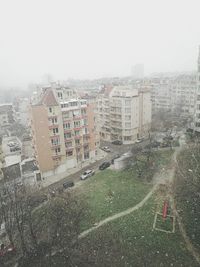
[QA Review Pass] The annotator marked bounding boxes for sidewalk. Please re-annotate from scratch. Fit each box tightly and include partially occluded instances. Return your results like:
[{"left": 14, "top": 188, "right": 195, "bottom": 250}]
[{"left": 41, "top": 149, "right": 107, "bottom": 188}]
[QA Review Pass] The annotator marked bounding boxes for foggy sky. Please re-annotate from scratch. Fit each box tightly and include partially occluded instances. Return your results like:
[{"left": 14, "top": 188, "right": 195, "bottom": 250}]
[{"left": 0, "top": 0, "right": 200, "bottom": 88}]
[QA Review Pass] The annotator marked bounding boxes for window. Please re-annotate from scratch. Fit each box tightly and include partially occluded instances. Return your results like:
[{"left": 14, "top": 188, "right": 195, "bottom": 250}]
[
  {"left": 53, "top": 128, "right": 58, "bottom": 134},
  {"left": 66, "top": 150, "right": 73, "bottom": 156},
  {"left": 124, "top": 136, "right": 131, "bottom": 141},
  {"left": 55, "top": 147, "right": 60, "bottom": 154},
  {"left": 75, "top": 139, "right": 80, "bottom": 145},
  {"left": 51, "top": 138, "right": 59, "bottom": 145},
  {"left": 49, "top": 107, "right": 52, "bottom": 113},
  {"left": 70, "top": 101, "right": 78, "bottom": 107},
  {"left": 57, "top": 92, "right": 63, "bottom": 99},
  {"left": 65, "top": 141, "right": 72, "bottom": 148},
  {"left": 125, "top": 108, "right": 131, "bottom": 113},
  {"left": 72, "top": 110, "right": 80, "bottom": 117},
  {"left": 125, "top": 100, "right": 131, "bottom": 106},
  {"left": 51, "top": 117, "right": 57, "bottom": 123},
  {"left": 84, "top": 152, "right": 89, "bottom": 159},
  {"left": 81, "top": 109, "right": 87, "bottom": 115},
  {"left": 74, "top": 121, "right": 81, "bottom": 127},
  {"left": 75, "top": 130, "right": 80, "bottom": 136},
  {"left": 84, "top": 145, "right": 89, "bottom": 151},
  {"left": 64, "top": 132, "right": 71, "bottom": 139},
  {"left": 83, "top": 119, "right": 88, "bottom": 125},
  {"left": 196, "top": 122, "right": 200, "bottom": 127},
  {"left": 125, "top": 122, "right": 131, "bottom": 128},
  {"left": 63, "top": 122, "right": 70, "bottom": 129},
  {"left": 83, "top": 128, "right": 88, "bottom": 134},
  {"left": 125, "top": 115, "right": 131, "bottom": 120}
]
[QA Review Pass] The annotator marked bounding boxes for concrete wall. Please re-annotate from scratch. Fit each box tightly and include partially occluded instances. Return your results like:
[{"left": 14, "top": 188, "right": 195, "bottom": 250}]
[{"left": 31, "top": 105, "right": 54, "bottom": 172}]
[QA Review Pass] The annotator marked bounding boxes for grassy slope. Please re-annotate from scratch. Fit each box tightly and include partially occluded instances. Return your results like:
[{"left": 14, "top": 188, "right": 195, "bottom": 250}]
[
  {"left": 175, "top": 147, "right": 200, "bottom": 251},
  {"left": 79, "top": 168, "right": 151, "bottom": 229},
  {"left": 80, "top": 196, "right": 198, "bottom": 267},
  {"left": 79, "top": 149, "right": 174, "bottom": 229}
]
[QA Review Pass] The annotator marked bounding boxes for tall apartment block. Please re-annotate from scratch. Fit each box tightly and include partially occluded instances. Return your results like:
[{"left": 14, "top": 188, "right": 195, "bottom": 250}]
[
  {"left": 148, "top": 74, "right": 196, "bottom": 117},
  {"left": 96, "top": 85, "right": 151, "bottom": 144},
  {"left": 194, "top": 46, "right": 200, "bottom": 132},
  {"left": 30, "top": 84, "right": 99, "bottom": 178}
]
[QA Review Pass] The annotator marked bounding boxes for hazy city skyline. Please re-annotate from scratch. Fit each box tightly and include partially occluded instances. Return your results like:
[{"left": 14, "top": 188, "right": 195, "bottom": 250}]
[{"left": 0, "top": 0, "right": 200, "bottom": 88}]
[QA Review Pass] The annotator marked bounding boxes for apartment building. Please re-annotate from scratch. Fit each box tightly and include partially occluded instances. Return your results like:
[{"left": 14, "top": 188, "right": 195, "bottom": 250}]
[
  {"left": 148, "top": 74, "right": 196, "bottom": 117},
  {"left": 0, "top": 103, "right": 14, "bottom": 128},
  {"left": 194, "top": 46, "right": 200, "bottom": 132},
  {"left": 96, "top": 85, "right": 151, "bottom": 144},
  {"left": 170, "top": 75, "right": 196, "bottom": 116},
  {"left": 30, "top": 84, "right": 99, "bottom": 178},
  {"left": 151, "top": 79, "right": 171, "bottom": 113},
  {"left": 13, "top": 97, "right": 30, "bottom": 126}
]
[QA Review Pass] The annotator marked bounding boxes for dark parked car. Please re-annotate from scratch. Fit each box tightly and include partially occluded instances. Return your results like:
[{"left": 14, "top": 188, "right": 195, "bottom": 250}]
[
  {"left": 63, "top": 181, "right": 74, "bottom": 189},
  {"left": 111, "top": 154, "right": 120, "bottom": 164},
  {"left": 99, "top": 161, "right": 110, "bottom": 170},
  {"left": 111, "top": 140, "right": 122, "bottom": 145}
]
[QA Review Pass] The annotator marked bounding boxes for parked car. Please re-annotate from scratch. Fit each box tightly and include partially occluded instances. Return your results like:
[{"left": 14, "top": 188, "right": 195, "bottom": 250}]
[
  {"left": 7, "top": 142, "right": 16, "bottom": 147},
  {"left": 10, "top": 146, "right": 20, "bottom": 152},
  {"left": 80, "top": 169, "right": 95, "bottom": 180},
  {"left": 63, "top": 181, "right": 74, "bottom": 189},
  {"left": 101, "top": 146, "right": 111, "bottom": 152},
  {"left": 111, "top": 154, "right": 120, "bottom": 164},
  {"left": 99, "top": 161, "right": 110, "bottom": 170},
  {"left": 111, "top": 140, "right": 122, "bottom": 145}
]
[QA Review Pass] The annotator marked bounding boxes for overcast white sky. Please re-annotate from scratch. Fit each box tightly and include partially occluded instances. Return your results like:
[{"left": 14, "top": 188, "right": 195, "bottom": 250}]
[{"left": 0, "top": 0, "right": 200, "bottom": 88}]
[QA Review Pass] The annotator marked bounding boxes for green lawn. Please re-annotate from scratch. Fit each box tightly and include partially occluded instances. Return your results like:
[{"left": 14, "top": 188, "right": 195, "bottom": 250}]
[
  {"left": 80, "top": 195, "right": 198, "bottom": 267},
  {"left": 79, "top": 169, "right": 151, "bottom": 229},
  {"left": 79, "top": 149, "right": 174, "bottom": 230}
]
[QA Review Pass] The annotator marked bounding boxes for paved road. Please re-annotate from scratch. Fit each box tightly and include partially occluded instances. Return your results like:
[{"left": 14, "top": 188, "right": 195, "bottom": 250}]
[{"left": 46, "top": 140, "right": 149, "bottom": 192}]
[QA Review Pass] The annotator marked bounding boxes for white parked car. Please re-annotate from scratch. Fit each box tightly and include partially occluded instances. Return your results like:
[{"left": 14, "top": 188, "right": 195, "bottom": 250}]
[
  {"left": 101, "top": 146, "right": 111, "bottom": 152},
  {"left": 80, "top": 169, "right": 95, "bottom": 180}
]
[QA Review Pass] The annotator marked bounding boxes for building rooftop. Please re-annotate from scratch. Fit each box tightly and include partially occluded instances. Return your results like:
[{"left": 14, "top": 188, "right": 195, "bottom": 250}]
[
  {"left": 4, "top": 155, "right": 21, "bottom": 167},
  {"left": 21, "top": 158, "right": 38, "bottom": 174},
  {"left": 39, "top": 89, "right": 59, "bottom": 107}
]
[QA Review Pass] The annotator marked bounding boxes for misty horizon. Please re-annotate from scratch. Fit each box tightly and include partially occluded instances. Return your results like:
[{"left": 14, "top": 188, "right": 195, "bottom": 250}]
[{"left": 0, "top": 0, "right": 200, "bottom": 88}]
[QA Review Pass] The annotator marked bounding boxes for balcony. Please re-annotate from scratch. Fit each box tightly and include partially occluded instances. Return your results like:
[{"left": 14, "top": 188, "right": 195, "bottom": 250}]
[
  {"left": 74, "top": 134, "right": 82, "bottom": 139},
  {"left": 51, "top": 144, "right": 61, "bottom": 149},
  {"left": 83, "top": 132, "right": 90, "bottom": 137},
  {"left": 52, "top": 154, "right": 61, "bottom": 160},
  {"left": 65, "top": 146, "right": 74, "bottom": 151},
  {"left": 48, "top": 124, "right": 59, "bottom": 130},
  {"left": 64, "top": 129, "right": 72, "bottom": 133},
  {"left": 74, "top": 126, "right": 82, "bottom": 131}
]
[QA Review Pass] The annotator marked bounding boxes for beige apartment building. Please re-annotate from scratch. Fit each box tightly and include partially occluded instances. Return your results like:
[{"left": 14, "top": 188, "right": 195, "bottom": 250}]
[
  {"left": 96, "top": 85, "right": 151, "bottom": 144},
  {"left": 30, "top": 84, "right": 99, "bottom": 178}
]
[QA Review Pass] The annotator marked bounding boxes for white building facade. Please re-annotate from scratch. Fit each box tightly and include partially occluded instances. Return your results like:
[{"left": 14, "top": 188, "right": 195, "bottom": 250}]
[
  {"left": 96, "top": 85, "right": 151, "bottom": 144},
  {"left": 194, "top": 46, "right": 200, "bottom": 132}
]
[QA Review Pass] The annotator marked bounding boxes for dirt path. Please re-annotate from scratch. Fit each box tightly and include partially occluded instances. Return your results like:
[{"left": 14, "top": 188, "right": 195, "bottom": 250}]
[
  {"left": 80, "top": 134, "right": 200, "bottom": 266},
  {"left": 79, "top": 147, "right": 178, "bottom": 240},
  {"left": 79, "top": 184, "right": 158, "bottom": 239}
]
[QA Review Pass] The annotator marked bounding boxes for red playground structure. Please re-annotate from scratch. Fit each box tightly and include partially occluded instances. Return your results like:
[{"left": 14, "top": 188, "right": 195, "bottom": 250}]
[{"left": 162, "top": 200, "right": 168, "bottom": 220}]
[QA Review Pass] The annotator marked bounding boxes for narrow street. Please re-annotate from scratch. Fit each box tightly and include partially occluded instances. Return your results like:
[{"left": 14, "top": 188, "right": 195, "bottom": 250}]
[{"left": 46, "top": 140, "right": 149, "bottom": 192}]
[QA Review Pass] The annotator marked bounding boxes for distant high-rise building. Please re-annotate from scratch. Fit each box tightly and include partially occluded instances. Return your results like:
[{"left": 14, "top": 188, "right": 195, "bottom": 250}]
[{"left": 131, "top": 64, "right": 144, "bottom": 79}]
